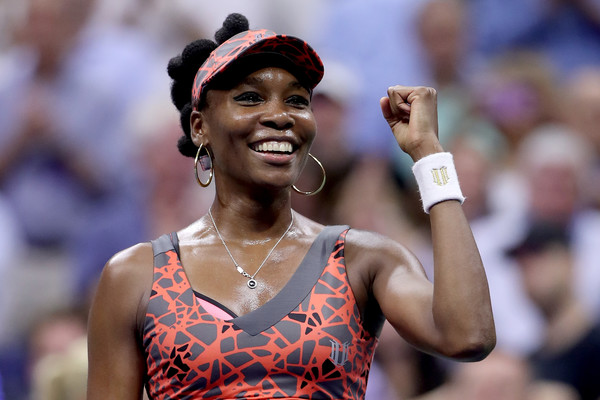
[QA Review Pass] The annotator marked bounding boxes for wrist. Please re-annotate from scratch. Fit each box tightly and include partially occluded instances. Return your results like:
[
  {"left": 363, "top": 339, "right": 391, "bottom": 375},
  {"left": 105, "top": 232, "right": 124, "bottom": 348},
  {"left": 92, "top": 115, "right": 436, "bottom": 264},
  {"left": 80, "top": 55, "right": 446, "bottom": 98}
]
[
  {"left": 407, "top": 141, "right": 445, "bottom": 163},
  {"left": 412, "top": 152, "right": 465, "bottom": 214}
]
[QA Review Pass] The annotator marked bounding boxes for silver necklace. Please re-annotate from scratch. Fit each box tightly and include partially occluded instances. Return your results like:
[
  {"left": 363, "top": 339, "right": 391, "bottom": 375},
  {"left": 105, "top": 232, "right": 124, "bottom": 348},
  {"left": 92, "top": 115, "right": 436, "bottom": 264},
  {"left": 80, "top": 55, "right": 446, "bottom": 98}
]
[{"left": 208, "top": 208, "right": 294, "bottom": 289}]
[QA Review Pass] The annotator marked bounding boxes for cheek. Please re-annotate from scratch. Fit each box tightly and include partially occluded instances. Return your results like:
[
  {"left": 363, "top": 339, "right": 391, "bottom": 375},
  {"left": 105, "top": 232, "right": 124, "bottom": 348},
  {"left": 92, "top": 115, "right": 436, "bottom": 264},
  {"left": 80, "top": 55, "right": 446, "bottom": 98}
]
[
  {"left": 300, "top": 110, "right": 318, "bottom": 141},
  {"left": 205, "top": 110, "right": 254, "bottom": 145}
]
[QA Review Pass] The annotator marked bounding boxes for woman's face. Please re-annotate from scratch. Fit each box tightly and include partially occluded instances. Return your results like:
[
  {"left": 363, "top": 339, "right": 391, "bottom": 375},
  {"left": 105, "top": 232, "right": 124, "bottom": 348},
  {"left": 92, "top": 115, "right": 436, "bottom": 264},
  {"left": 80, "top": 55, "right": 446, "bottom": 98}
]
[{"left": 195, "top": 67, "right": 317, "bottom": 192}]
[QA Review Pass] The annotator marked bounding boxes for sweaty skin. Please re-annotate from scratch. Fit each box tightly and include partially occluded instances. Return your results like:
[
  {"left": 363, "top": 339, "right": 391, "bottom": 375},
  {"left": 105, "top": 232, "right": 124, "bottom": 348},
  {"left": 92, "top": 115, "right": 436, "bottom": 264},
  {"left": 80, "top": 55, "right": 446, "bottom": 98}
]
[{"left": 86, "top": 74, "right": 495, "bottom": 399}]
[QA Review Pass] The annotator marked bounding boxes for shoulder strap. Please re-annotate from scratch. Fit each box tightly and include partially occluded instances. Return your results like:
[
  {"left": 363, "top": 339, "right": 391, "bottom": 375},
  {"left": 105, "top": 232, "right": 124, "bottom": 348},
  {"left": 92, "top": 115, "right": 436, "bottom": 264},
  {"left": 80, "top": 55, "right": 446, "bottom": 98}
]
[
  {"left": 312, "top": 225, "right": 350, "bottom": 259},
  {"left": 151, "top": 232, "right": 180, "bottom": 256},
  {"left": 150, "top": 233, "right": 175, "bottom": 257},
  {"left": 169, "top": 232, "right": 180, "bottom": 256}
]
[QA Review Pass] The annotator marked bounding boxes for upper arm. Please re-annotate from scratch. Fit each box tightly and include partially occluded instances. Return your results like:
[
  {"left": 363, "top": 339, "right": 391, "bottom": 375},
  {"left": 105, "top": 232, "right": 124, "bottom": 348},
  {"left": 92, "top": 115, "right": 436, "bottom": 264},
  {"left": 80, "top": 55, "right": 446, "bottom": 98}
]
[
  {"left": 87, "top": 243, "right": 153, "bottom": 400},
  {"left": 345, "top": 230, "right": 440, "bottom": 353}
]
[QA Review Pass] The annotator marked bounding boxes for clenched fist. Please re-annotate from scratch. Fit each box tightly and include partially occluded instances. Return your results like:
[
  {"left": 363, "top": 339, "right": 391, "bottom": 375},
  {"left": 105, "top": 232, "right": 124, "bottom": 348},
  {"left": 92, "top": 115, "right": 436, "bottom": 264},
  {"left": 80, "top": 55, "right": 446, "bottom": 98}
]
[{"left": 380, "top": 85, "right": 444, "bottom": 162}]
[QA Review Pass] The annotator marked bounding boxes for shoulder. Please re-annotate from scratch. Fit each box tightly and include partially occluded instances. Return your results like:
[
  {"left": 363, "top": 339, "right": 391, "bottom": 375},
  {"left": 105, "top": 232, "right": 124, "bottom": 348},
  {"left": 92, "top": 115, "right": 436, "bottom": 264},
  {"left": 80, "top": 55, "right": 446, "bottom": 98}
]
[
  {"left": 102, "top": 241, "right": 154, "bottom": 283},
  {"left": 87, "top": 241, "right": 154, "bottom": 397},
  {"left": 88, "top": 240, "right": 156, "bottom": 345},
  {"left": 94, "top": 241, "right": 154, "bottom": 314}
]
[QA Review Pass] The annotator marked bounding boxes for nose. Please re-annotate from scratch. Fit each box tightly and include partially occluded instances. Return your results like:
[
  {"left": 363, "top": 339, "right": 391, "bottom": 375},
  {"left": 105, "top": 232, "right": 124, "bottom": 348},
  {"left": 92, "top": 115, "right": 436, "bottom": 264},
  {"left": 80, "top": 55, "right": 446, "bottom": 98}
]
[{"left": 259, "top": 100, "right": 294, "bottom": 130}]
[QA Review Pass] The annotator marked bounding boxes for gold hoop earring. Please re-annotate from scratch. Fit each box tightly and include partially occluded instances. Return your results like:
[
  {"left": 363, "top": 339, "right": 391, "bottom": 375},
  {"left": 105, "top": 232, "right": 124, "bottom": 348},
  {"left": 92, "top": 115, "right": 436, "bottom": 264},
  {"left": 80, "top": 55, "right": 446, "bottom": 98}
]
[
  {"left": 293, "top": 153, "right": 326, "bottom": 196},
  {"left": 194, "top": 144, "right": 213, "bottom": 187}
]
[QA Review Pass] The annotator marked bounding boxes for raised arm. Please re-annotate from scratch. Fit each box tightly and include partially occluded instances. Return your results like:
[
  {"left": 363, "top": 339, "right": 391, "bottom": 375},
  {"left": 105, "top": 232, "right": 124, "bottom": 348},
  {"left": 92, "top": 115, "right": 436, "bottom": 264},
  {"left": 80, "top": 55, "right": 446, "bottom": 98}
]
[
  {"left": 372, "top": 86, "right": 495, "bottom": 360},
  {"left": 87, "top": 244, "right": 152, "bottom": 399}
]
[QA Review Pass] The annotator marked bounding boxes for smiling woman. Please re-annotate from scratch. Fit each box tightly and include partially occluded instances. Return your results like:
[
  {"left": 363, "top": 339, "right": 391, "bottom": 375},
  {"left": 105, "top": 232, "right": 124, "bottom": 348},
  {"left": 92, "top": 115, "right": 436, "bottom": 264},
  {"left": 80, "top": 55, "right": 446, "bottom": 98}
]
[
  {"left": 192, "top": 67, "right": 318, "bottom": 193},
  {"left": 86, "top": 13, "right": 495, "bottom": 400}
]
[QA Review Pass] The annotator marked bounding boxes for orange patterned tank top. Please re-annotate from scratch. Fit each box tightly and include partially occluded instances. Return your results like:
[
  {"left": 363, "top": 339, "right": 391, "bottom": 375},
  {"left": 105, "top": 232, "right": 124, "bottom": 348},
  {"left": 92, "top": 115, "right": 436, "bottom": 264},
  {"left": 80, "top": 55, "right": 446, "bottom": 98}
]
[{"left": 144, "top": 226, "right": 378, "bottom": 399}]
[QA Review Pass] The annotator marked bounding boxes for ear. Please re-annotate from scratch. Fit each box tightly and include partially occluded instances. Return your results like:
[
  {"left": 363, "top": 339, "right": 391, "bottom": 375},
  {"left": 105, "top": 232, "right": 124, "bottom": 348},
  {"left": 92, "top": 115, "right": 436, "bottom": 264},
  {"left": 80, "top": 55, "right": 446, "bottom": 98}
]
[{"left": 190, "top": 110, "right": 206, "bottom": 147}]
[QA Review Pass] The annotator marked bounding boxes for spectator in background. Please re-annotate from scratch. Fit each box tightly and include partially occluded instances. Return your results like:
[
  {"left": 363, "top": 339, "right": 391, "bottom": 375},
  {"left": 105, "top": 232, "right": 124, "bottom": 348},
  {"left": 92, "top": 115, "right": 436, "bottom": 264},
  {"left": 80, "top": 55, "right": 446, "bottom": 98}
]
[
  {"left": 471, "top": 50, "right": 560, "bottom": 216},
  {"left": 0, "top": 194, "right": 24, "bottom": 346},
  {"left": 515, "top": 126, "right": 600, "bottom": 318},
  {"left": 26, "top": 308, "right": 88, "bottom": 400},
  {"left": 374, "top": 321, "right": 447, "bottom": 399},
  {"left": 470, "top": 124, "right": 600, "bottom": 357},
  {"left": 507, "top": 222, "right": 600, "bottom": 400},
  {"left": 27, "top": 308, "right": 88, "bottom": 380},
  {"left": 413, "top": 349, "right": 581, "bottom": 400},
  {"left": 0, "top": 0, "right": 157, "bottom": 303},
  {"left": 475, "top": 51, "right": 557, "bottom": 158},
  {"left": 30, "top": 337, "right": 87, "bottom": 400},
  {"left": 0, "top": 0, "right": 27, "bottom": 52},
  {"left": 413, "top": 350, "right": 532, "bottom": 400},
  {"left": 0, "top": 194, "right": 25, "bottom": 399},
  {"left": 316, "top": 0, "right": 431, "bottom": 157},
  {"left": 516, "top": 126, "right": 593, "bottom": 226},
  {"left": 449, "top": 132, "right": 507, "bottom": 222},
  {"left": 0, "top": 0, "right": 161, "bottom": 397},
  {"left": 415, "top": 0, "right": 476, "bottom": 143},
  {"left": 560, "top": 67, "right": 600, "bottom": 211},
  {"left": 468, "top": 0, "right": 600, "bottom": 77},
  {"left": 91, "top": 0, "right": 210, "bottom": 52}
]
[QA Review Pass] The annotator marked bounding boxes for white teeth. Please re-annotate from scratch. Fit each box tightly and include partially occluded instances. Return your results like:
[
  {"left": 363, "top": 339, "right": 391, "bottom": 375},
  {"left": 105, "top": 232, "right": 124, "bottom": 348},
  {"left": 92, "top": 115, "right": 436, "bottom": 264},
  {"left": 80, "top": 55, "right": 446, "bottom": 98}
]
[{"left": 254, "top": 141, "right": 293, "bottom": 153}]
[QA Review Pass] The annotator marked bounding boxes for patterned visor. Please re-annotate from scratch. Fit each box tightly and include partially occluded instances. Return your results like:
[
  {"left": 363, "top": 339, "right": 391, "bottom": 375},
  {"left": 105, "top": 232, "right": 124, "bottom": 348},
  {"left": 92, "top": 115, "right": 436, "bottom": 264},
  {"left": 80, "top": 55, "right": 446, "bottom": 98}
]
[{"left": 191, "top": 29, "right": 324, "bottom": 110}]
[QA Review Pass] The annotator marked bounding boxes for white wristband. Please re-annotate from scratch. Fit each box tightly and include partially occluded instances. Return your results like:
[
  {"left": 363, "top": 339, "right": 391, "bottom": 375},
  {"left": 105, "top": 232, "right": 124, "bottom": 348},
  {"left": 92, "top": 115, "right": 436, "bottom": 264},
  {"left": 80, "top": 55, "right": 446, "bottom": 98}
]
[{"left": 411, "top": 152, "right": 465, "bottom": 214}]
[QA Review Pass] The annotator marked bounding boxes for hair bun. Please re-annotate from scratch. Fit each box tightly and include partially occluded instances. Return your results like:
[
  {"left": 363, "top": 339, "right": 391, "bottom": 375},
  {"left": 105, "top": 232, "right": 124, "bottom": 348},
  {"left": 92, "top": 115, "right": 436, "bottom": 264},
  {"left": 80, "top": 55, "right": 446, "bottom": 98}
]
[
  {"left": 215, "top": 13, "right": 250, "bottom": 44},
  {"left": 166, "top": 55, "right": 184, "bottom": 80},
  {"left": 182, "top": 39, "right": 217, "bottom": 66}
]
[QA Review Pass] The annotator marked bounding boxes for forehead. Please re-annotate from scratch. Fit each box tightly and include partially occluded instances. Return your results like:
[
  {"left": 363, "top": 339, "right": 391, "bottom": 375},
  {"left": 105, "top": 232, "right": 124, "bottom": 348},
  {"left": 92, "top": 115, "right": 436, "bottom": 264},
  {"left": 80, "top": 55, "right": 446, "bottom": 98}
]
[
  {"left": 237, "top": 67, "right": 308, "bottom": 88},
  {"left": 205, "top": 67, "right": 308, "bottom": 101}
]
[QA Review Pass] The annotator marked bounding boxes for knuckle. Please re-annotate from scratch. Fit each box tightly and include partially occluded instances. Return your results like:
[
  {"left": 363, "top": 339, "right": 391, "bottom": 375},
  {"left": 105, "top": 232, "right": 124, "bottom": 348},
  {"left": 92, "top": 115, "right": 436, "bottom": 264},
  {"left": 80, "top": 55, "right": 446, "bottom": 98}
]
[{"left": 414, "top": 86, "right": 436, "bottom": 97}]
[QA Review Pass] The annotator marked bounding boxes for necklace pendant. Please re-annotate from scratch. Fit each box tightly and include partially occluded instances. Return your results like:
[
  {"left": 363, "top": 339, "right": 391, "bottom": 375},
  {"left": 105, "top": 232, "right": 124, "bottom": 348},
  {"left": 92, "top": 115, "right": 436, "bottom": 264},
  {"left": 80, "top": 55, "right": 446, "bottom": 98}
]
[{"left": 209, "top": 208, "right": 294, "bottom": 292}]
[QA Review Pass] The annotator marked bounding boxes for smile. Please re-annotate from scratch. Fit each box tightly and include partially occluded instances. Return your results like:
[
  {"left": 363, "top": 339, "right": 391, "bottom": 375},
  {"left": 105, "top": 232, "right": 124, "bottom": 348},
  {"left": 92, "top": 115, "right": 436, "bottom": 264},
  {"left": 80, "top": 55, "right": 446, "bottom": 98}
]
[{"left": 251, "top": 141, "right": 294, "bottom": 154}]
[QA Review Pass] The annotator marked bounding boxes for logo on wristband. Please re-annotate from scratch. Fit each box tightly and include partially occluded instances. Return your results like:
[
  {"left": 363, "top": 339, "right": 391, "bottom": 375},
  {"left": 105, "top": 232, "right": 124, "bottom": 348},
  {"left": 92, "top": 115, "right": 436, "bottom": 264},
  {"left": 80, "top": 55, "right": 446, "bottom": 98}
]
[{"left": 431, "top": 167, "right": 450, "bottom": 186}]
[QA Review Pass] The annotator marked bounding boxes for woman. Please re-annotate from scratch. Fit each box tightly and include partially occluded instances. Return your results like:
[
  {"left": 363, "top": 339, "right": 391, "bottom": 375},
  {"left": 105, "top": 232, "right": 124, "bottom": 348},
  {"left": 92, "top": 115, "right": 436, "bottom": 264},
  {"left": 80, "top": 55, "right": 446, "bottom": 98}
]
[{"left": 87, "top": 13, "right": 495, "bottom": 400}]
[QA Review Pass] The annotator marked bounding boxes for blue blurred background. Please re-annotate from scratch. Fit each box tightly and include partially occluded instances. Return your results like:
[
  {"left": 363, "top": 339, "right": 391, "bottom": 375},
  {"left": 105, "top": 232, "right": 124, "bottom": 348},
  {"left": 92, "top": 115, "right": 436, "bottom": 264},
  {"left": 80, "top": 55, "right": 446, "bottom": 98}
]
[{"left": 1, "top": 0, "right": 600, "bottom": 399}]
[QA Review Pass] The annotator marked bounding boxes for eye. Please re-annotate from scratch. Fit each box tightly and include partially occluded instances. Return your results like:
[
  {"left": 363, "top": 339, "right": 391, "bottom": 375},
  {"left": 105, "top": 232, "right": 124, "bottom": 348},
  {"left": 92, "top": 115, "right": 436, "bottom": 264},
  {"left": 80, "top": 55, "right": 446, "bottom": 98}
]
[
  {"left": 233, "top": 92, "right": 263, "bottom": 104},
  {"left": 286, "top": 95, "right": 310, "bottom": 108}
]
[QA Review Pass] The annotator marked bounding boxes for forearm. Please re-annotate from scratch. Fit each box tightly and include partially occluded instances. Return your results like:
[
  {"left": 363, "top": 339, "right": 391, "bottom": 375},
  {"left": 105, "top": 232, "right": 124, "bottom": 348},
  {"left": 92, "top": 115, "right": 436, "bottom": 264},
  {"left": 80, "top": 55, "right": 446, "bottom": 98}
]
[
  {"left": 429, "top": 201, "right": 495, "bottom": 360},
  {"left": 380, "top": 85, "right": 495, "bottom": 359}
]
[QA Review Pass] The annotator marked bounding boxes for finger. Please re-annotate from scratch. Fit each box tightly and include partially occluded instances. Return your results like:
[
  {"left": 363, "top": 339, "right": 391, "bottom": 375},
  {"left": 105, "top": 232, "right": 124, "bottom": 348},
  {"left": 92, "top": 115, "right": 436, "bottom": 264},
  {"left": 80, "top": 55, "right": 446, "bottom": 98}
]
[
  {"left": 386, "top": 86, "right": 403, "bottom": 117},
  {"left": 387, "top": 86, "right": 412, "bottom": 116},
  {"left": 380, "top": 96, "right": 392, "bottom": 120}
]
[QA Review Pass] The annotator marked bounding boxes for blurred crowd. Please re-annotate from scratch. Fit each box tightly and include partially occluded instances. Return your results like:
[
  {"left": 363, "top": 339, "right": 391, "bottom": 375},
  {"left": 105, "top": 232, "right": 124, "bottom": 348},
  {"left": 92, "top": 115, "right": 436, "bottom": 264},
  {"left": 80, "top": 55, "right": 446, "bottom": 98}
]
[{"left": 1, "top": 0, "right": 600, "bottom": 399}]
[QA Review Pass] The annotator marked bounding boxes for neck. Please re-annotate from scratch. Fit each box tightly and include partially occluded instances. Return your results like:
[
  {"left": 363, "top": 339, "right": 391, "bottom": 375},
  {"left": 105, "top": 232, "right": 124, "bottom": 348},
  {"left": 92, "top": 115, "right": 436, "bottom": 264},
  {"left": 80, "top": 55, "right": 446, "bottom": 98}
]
[
  {"left": 207, "top": 205, "right": 295, "bottom": 289},
  {"left": 209, "top": 192, "right": 294, "bottom": 241}
]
